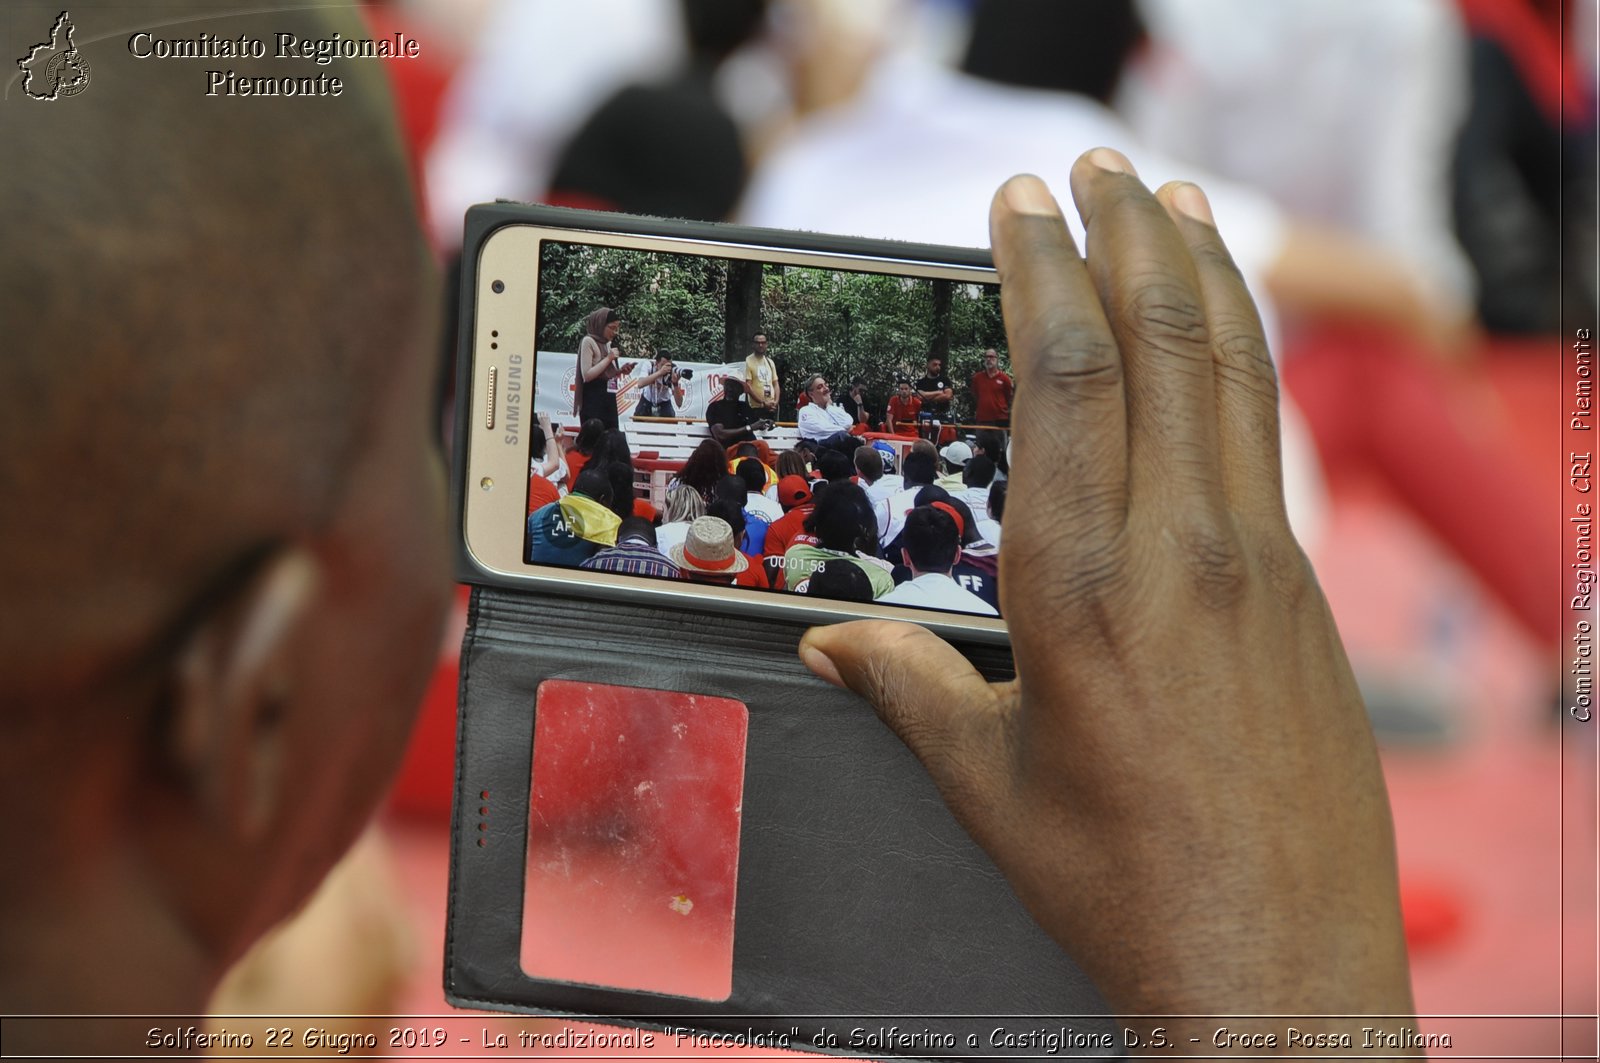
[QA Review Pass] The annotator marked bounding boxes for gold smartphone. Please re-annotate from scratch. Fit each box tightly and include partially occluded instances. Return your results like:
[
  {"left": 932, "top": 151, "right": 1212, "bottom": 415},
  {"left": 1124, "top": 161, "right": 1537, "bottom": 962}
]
[{"left": 456, "top": 204, "right": 1011, "bottom": 645}]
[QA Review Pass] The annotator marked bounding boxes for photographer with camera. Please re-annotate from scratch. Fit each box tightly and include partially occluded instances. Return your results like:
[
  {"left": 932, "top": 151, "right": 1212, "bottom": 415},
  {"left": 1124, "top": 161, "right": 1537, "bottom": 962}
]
[{"left": 634, "top": 350, "right": 689, "bottom": 419}]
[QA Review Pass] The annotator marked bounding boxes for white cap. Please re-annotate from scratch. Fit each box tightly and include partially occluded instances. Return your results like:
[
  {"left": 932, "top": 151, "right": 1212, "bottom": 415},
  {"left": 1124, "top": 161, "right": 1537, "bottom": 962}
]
[{"left": 939, "top": 441, "right": 973, "bottom": 466}]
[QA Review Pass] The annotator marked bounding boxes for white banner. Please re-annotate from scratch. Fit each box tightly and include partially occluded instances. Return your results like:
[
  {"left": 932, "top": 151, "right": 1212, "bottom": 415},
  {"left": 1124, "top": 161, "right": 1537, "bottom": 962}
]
[{"left": 532, "top": 351, "right": 747, "bottom": 427}]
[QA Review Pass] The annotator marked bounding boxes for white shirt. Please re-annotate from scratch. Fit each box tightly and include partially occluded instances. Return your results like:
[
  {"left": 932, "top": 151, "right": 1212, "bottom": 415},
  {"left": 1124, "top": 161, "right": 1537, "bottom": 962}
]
[
  {"left": 741, "top": 52, "right": 1287, "bottom": 296},
  {"left": 744, "top": 493, "right": 784, "bottom": 523},
  {"left": 960, "top": 485, "right": 990, "bottom": 513},
  {"left": 976, "top": 517, "right": 1003, "bottom": 548},
  {"left": 798, "top": 401, "right": 855, "bottom": 441},
  {"left": 877, "top": 483, "right": 931, "bottom": 545},
  {"left": 863, "top": 473, "right": 903, "bottom": 506},
  {"left": 740, "top": 49, "right": 1327, "bottom": 552},
  {"left": 655, "top": 521, "right": 691, "bottom": 559},
  {"left": 1124, "top": 0, "right": 1473, "bottom": 309},
  {"left": 881, "top": 572, "right": 999, "bottom": 617}
]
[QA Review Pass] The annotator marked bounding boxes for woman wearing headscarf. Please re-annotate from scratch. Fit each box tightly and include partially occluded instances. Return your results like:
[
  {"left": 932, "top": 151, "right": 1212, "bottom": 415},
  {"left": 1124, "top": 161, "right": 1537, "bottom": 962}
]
[{"left": 577, "top": 306, "right": 629, "bottom": 430}]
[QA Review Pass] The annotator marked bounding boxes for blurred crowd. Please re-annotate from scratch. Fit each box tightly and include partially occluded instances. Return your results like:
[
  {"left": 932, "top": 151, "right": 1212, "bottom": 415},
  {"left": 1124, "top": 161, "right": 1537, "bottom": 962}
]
[{"left": 375, "top": 0, "right": 1593, "bottom": 681}]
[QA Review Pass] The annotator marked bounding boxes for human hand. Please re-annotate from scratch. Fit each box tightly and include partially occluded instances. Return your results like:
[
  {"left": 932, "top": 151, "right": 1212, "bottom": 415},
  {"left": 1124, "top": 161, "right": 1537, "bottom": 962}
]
[{"left": 799, "top": 154, "right": 1412, "bottom": 1047}]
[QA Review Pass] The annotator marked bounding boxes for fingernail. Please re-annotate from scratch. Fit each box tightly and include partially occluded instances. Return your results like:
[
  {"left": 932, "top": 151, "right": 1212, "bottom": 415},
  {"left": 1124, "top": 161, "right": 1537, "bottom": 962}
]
[
  {"left": 1087, "top": 147, "right": 1136, "bottom": 176},
  {"left": 1170, "top": 181, "right": 1214, "bottom": 225},
  {"left": 799, "top": 641, "right": 845, "bottom": 688},
  {"left": 1001, "top": 174, "right": 1060, "bottom": 217}
]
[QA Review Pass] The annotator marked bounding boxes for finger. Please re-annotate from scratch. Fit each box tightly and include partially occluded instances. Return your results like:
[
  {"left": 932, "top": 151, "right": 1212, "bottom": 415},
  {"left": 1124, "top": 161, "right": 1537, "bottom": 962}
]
[
  {"left": 1068, "top": 149, "right": 1226, "bottom": 520},
  {"left": 800, "top": 621, "right": 1013, "bottom": 822},
  {"left": 988, "top": 175, "right": 1130, "bottom": 646},
  {"left": 1154, "top": 181, "right": 1288, "bottom": 526}
]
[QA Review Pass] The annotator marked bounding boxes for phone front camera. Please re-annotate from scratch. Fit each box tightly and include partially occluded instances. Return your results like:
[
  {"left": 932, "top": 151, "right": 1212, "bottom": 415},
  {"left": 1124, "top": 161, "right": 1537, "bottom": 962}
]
[{"left": 491, "top": 280, "right": 505, "bottom": 294}]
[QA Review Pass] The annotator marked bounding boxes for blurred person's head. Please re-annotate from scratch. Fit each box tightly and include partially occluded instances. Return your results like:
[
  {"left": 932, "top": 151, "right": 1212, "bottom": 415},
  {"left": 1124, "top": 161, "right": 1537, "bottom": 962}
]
[
  {"left": 679, "top": 438, "right": 728, "bottom": 497},
  {"left": 671, "top": 516, "right": 746, "bottom": 583},
  {"left": 706, "top": 499, "right": 749, "bottom": 552},
  {"left": 964, "top": 454, "right": 996, "bottom": 488},
  {"left": 573, "top": 466, "right": 617, "bottom": 505},
  {"left": 575, "top": 418, "right": 607, "bottom": 455},
  {"left": 818, "top": 449, "right": 855, "bottom": 482},
  {"left": 853, "top": 446, "right": 884, "bottom": 483},
  {"left": 897, "top": 378, "right": 913, "bottom": 399},
  {"left": 616, "top": 517, "right": 658, "bottom": 546},
  {"left": 801, "top": 559, "right": 874, "bottom": 602},
  {"left": 600, "top": 461, "right": 638, "bottom": 519},
  {"left": 713, "top": 474, "right": 750, "bottom": 508},
  {"left": 752, "top": 332, "right": 769, "bottom": 356},
  {"left": 983, "top": 348, "right": 1000, "bottom": 372},
  {"left": 939, "top": 440, "right": 972, "bottom": 474},
  {"left": 585, "top": 307, "right": 622, "bottom": 344},
  {"left": 680, "top": 0, "right": 769, "bottom": 66},
  {"left": 775, "top": 449, "right": 809, "bottom": 481},
  {"left": 804, "top": 374, "right": 833, "bottom": 407},
  {"left": 902, "top": 448, "right": 937, "bottom": 487},
  {"left": 925, "top": 355, "right": 943, "bottom": 375},
  {"left": 871, "top": 441, "right": 897, "bottom": 474},
  {"left": 735, "top": 458, "right": 767, "bottom": 495},
  {"left": 974, "top": 429, "right": 1008, "bottom": 474},
  {"left": 601, "top": 429, "right": 633, "bottom": 466},
  {"left": 961, "top": 0, "right": 1145, "bottom": 104},
  {"left": 775, "top": 474, "right": 813, "bottom": 511},
  {"left": 0, "top": 0, "right": 448, "bottom": 1014},
  {"left": 988, "top": 479, "right": 1008, "bottom": 523},
  {"left": 941, "top": 497, "right": 982, "bottom": 547},
  {"left": 902, "top": 506, "right": 963, "bottom": 576},
  {"left": 721, "top": 376, "right": 746, "bottom": 400},
  {"left": 664, "top": 485, "right": 708, "bottom": 524},
  {"left": 804, "top": 482, "right": 877, "bottom": 554},
  {"left": 548, "top": 79, "right": 745, "bottom": 221}
]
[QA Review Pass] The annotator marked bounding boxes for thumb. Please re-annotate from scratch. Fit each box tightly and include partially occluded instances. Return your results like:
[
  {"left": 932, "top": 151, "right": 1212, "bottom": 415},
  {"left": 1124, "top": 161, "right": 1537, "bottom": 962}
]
[{"left": 799, "top": 620, "right": 1014, "bottom": 825}]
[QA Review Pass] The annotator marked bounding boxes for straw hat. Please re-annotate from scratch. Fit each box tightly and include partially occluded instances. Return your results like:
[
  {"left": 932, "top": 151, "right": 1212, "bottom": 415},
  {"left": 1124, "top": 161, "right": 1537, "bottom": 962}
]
[{"left": 668, "top": 516, "right": 749, "bottom": 575}]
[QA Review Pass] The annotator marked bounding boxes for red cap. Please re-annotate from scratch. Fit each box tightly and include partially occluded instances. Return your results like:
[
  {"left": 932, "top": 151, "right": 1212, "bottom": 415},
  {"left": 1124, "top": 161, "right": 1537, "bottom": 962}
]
[{"left": 777, "top": 474, "right": 813, "bottom": 508}]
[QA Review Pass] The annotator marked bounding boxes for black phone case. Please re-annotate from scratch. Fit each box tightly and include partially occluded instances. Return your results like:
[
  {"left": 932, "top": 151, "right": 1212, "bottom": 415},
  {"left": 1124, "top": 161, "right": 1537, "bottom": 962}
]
[{"left": 445, "top": 205, "right": 1116, "bottom": 1056}]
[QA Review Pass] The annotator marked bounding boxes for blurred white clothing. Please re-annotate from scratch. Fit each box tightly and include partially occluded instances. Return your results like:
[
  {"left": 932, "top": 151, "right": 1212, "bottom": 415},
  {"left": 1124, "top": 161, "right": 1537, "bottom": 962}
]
[
  {"left": 1124, "top": 0, "right": 1475, "bottom": 311},
  {"left": 425, "top": 0, "right": 686, "bottom": 246},
  {"left": 741, "top": 51, "right": 1325, "bottom": 550}
]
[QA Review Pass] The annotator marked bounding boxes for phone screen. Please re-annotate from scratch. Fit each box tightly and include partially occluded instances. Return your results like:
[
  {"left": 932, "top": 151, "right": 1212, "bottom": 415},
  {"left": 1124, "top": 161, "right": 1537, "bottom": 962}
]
[{"left": 520, "top": 237, "right": 1012, "bottom": 621}]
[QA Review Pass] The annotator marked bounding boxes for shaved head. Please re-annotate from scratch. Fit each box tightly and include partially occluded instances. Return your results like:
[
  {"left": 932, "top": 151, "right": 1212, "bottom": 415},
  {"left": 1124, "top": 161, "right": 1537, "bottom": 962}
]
[
  {"left": 1, "top": 2, "right": 432, "bottom": 702},
  {"left": 0, "top": 2, "right": 451, "bottom": 1015}
]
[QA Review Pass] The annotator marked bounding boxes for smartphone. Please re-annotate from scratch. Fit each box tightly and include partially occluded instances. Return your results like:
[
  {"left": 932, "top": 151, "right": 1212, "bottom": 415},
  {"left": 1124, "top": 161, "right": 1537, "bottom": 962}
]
[{"left": 455, "top": 204, "right": 1009, "bottom": 645}]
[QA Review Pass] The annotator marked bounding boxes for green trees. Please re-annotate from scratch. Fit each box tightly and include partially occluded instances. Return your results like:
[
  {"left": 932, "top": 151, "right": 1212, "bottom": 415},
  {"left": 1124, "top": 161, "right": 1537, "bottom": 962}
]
[{"left": 537, "top": 242, "right": 1008, "bottom": 421}]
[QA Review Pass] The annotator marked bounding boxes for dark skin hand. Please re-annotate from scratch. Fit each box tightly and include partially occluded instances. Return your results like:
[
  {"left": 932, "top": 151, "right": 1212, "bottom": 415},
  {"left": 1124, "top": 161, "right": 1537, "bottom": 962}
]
[{"left": 800, "top": 152, "right": 1414, "bottom": 1054}]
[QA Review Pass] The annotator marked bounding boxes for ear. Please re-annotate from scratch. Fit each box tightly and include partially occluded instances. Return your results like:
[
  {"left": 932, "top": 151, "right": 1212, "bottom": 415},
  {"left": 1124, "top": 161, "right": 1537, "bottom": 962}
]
[
  {"left": 169, "top": 547, "right": 321, "bottom": 842},
  {"left": 900, "top": 548, "right": 912, "bottom": 570}
]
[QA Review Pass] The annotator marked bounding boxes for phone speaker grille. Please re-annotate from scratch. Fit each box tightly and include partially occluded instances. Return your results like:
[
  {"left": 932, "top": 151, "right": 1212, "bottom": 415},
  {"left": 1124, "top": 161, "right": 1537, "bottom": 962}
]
[{"left": 485, "top": 366, "right": 497, "bottom": 430}]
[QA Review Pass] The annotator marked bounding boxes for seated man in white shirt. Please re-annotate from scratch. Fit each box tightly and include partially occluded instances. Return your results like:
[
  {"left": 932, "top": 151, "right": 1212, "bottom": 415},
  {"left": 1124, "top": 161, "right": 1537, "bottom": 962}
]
[
  {"left": 880, "top": 505, "right": 998, "bottom": 617},
  {"left": 855, "top": 444, "right": 902, "bottom": 505},
  {"left": 796, "top": 374, "right": 863, "bottom": 455}
]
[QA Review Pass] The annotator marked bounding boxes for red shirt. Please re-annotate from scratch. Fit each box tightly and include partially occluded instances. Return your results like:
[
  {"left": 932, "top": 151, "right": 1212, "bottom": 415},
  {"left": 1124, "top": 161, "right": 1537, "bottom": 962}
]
[
  {"left": 971, "top": 370, "right": 1014, "bottom": 422},
  {"left": 764, "top": 506, "right": 817, "bottom": 590},
  {"left": 565, "top": 449, "right": 591, "bottom": 483},
  {"left": 735, "top": 552, "right": 770, "bottom": 589},
  {"left": 764, "top": 504, "right": 814, "bottom": 561},
  {"left": 632, "top": 498, "right": 659, "bottom": 523},
  {"left": 886, "top": 394, "right": 922, "bottom": 433},
  {"left": 527, "top": 474, "right": 561, "bottom": 514}
]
